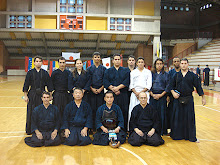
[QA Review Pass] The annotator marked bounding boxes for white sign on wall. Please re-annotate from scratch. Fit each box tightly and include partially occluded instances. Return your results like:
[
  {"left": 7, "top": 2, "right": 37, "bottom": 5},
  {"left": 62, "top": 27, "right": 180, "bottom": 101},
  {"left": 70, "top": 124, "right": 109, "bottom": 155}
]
[{"left": 214, "top": 68, "right": 220, "bottom": 81}]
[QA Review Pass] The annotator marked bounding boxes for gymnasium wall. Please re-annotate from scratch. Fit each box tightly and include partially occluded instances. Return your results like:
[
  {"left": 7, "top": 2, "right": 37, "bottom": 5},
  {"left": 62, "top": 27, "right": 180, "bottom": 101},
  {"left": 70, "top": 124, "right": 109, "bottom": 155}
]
[
  {"left": 134, "top": 0, "right": 154, "bottom": 16},
  {"left": 35, "top": 16, "right": 57, "bottom": 29},
  {"left": 86, "top": 17, "right": 107, "bottom": 30},
  {"left": 172, "top": 42, "right": 196, "bottom": 58},
  {"left": 0, "top": 41, "right": 9, "bottom": 73},
  {"left": 87, "top": 0, "right": 108, "bottom": 14},
  {"left": 34, "top": 0, "right": 57, "bottom": 12}
]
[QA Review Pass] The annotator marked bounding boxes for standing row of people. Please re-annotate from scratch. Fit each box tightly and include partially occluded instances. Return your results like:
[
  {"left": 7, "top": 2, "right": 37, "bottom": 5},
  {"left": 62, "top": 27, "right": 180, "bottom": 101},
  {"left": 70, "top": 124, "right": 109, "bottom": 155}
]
[{"left": 23, "top": 53, "right": 206, "bottom": 148}]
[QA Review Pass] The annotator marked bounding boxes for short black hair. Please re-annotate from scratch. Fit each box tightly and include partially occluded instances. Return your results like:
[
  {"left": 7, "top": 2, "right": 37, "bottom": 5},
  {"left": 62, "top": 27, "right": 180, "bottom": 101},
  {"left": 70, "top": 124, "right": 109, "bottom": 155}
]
[
  {"left": 34, "top": 56, "right": 43, "bottom": 62},
  {"left": 136, "top": 57, "right": 145, "bottom": 62},
  {"left": 128, "top": 55, "right": 135, "bottom": 60},
  {"left": 198, "top": 65, "right": 200, "bottom": 66},
  {"left": 73, "top": 87, "right": 83, "bottom": 93},
  {"left": 104, "top": 90, "right": 114, "bottom": 97},
  {"left": 41, "top": 91, "right": 50, "bottom": 97},
  {"left": 113, "top": 54, "right": 121, "bottom": 59},
  {"left": 206, "top": 65, "right": 208, "bottom": 67},
  {"left": 180, "top": 58, "right": 188, "bottom": 63},
  {"left": 93, "top": 52, "right": 101, "bottom": 57},
  {"left": 58, "top": 56, "right": 66, "bottom": 62}
]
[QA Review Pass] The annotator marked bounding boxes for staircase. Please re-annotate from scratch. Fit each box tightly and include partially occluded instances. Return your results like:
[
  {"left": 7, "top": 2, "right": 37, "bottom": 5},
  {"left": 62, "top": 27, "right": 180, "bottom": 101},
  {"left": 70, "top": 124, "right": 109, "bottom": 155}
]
[{"left": 187, "top": 38, "right": 220, "bottom": 85}]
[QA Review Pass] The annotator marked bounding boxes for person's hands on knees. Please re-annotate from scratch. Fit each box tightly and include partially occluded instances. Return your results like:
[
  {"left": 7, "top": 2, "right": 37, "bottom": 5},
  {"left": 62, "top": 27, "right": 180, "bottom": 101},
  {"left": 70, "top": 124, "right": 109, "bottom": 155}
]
[
  {"left": 64, "top": 129, "right": 70, "bottom": 138},
  {"left": 134, "top": 128, "right": 144, "bottom": 137},
  {"left": 51, "top": 129, "right": 58, "bottom": 140},
  {"left": 101, "top": 126, "right": 109, "bottom": 133},
  {"left": 35, "top": 130, "right": 43, "bottom": 140},
  {"left": 147, "top": 128, "right": 155, "bottom": 137},
  {"left": 81, "top": 127, "right": 88, "bottom": 137}
]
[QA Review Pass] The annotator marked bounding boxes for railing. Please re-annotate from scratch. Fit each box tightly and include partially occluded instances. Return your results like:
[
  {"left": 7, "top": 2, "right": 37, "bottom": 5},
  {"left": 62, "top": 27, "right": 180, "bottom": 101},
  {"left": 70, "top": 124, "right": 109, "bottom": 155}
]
[
  {"left": 165, "top": 43, "right": 197, "bottom": 68},
  {"left": 162, "top": 31, "right": 213, "bottom": 40}
]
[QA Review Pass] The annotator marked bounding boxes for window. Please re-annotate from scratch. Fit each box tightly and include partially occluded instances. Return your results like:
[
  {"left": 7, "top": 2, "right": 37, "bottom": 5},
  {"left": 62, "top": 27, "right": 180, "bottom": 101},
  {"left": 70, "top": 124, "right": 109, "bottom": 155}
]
[
  {"left": 110, "top": 18, "right": 131, "bottom": 31},
  {"left": 9, "top": 15, "right": 32, "bottom": 28},
  {"left": 60, "top": 0, "right": 83, "bottom": 13}
]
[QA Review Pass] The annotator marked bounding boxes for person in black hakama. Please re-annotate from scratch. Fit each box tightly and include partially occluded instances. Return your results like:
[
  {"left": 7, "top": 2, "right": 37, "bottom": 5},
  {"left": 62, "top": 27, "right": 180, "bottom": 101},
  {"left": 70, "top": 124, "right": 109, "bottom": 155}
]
[
  {"left": 87, "top": 52, "right": 106, "bottom": 130},
  {"left": 62, "top": 88, "right": 92, "bottom": 146},
  {"left": 92, "top": 91, "right": 126, "bottom": 146},
  {"left": 51, "top": 57, "right": 72, "bottom": 117},
  {"left": 24, "top": 91, "right": 61, "bottom": 147},
  {"left": 169, "top": 58, "right": 206, "bottom": 142},
  {"left": 128, "top": 92, "right": 164, "bottom": 147},
  {"left": 167, "top": 57, "right": 180, "bottom": 131},
  {"left": 149, "top": 58, "right": 169, "bottom": 135},
  {"left": 203, "top": 65, "right": 210, "bottom": 86},
  {"left": 23, "top": 56, "right": 53, "bottom": 135},
  {"left": 103, "top": 54, "right": 130, "bottom": 129},
  {"left": 68, "top": 59, "right": 90, "bottom": 102}
]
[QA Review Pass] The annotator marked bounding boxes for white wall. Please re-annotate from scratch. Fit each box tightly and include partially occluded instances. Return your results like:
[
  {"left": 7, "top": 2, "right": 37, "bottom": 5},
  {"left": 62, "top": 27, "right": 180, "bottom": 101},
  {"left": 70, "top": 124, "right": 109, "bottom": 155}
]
[
  {"left": 110, "top": 0, "right": 132, "bottom": 15},
  {"left": 0, "top": 15, "right": 6, "bottom": 28},
  {"left": 87, "top": 0, "right": 108, "bottom": 14},
  {"left": 7, "top": 0, "right": 31, "bottom": 11},
  {"left": 35, "top": 0, "right": 57, "bottom": 12},
  {"left": 133, "top": 19, "right": 160, "bottom": 33},
  {"left": 198, "top": 38, "right": 212, "bottom": 49}
]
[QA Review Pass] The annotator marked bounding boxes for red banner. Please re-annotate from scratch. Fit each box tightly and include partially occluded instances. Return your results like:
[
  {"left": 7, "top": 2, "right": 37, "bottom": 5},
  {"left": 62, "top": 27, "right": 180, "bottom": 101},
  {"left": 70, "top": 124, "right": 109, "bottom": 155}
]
[{"left": 25, "top": 56, "right": 29, "bottom": 72}]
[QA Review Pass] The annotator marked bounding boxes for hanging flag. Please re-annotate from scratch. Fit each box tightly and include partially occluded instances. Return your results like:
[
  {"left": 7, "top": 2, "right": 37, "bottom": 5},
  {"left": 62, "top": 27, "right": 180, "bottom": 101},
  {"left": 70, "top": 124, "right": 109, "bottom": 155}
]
[
  {"left": 27, "top": 57, "right": 33, "bottom": 71},
  {"left": 159, "top": 42, "right": 162, "bottom": 58},
  {"left": 90, "top": 60, "right": 93, "bottom": 65},
  {"left": 62, "top": 52, "right": 80, "bottom": 60},
  {"left": 31, "top": 58, "right": 35, "bottom": 69},
  {"left": 83, "top": 61, "right": 87, "bottom": 70},
  {"left": 87, "top": 60, "right": 91, "bottom": 67},
  {"left": 120, "top": 54, "right": 123, "bottom": 67},
  {"left": 102, "top": 57, "right": 111, "bottom": 69},
  {"left": 25, "top": 56, "right": 29, "bottom": 72},
  {"left": 49, "top": 61, "right": 59, "bottom": 76},
  {"left": 157, "top": 43, "right": 160, "bottom": 58},
  {"left": 41, "top": 60, "right": 48, "bottom": 71}
]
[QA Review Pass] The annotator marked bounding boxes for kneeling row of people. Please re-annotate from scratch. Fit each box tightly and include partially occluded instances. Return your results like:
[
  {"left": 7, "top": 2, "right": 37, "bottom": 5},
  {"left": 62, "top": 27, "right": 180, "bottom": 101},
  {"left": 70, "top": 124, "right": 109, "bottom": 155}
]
[{"left": 25, "top": 89, "right": 164, "bottom": 147}]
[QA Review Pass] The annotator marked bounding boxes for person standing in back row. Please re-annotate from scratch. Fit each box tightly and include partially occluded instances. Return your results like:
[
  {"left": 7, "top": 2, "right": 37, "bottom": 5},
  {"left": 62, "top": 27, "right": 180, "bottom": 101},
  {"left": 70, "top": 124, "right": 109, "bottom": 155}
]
[{"left": 23, "top": 56, "right": 53, "bottom": 135}]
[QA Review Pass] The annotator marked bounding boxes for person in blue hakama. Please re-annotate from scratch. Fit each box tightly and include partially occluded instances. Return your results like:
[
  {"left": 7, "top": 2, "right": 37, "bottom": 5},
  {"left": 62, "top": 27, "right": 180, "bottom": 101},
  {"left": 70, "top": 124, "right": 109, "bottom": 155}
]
[
  {"left": 87, "top": 52, "right": 106, "bottom": 130},
  {"left": 169, "top": 58, "right": 206, "bottom": 142},
  {"left": 68, "top": 59, "right": 90, "bottom": 102},
  {"left": 149, "top": 58, "right": 169, "bottom": 135},
  {"left": 24, "top": 91, "right": 61, "bottom": 147},
  {"left": 128, "top": 92, "right": 164, "bottom": 147},
  {"left": 51, "top": 57, "right": 72, "bottom": 117},
  {"left": 62, "top": 88, "right": 92, "bottom": 146},
  {"left": 203, "top": 65, "right": 210, "bottom": 86},
  {"left": 23, "top": 56, "right": 53, "bottom": 135},
  {"left": 167, "top": 57, "right": 181, "bottom": 131},
  {"left": 103, "top": 54, "right": 130, "bottom": 129},
  {"left": 92, "top": 91, "right": 127, "bottom": 146}
]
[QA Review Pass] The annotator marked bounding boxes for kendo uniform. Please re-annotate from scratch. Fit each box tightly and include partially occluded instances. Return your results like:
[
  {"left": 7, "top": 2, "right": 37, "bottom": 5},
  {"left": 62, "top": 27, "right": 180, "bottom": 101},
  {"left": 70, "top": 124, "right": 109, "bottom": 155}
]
[
  {"left": 103, "top": 67, "right": 130, "bottom": 129},
  {"left": 150, "top": 71, "right": 169, "bottom": 135},
  {"left": 68, "top": 71, "right": 90, "bottom": 102},
  {"left": 51, "top": 69, "right": 72, "bottom": 117},
  {"left": 167, "top": 69, "right": 179, "bottom": 130},
  {"left": 203, "top": 67, "right": 210, "bottom": 86},
  {"left": 168, "top": 71, "right": 204, "bottom": 142},
  {"left": 24, "top": 104, "right": 61, "bottom": 147},
  {"left": 62, "top": 100, "right": 93, "bottom": 146},
  {"left": 128, "top": 104, "right": 164, "bottom": 147},
  {"left": 87, "top": 65, "right": 106, "bottom": 130},
  {"left": 23, "top": 68, "right": 53, "bottom": 134},
  {"left": 92, "top": 104, "right": 127, "bottom": 146}
]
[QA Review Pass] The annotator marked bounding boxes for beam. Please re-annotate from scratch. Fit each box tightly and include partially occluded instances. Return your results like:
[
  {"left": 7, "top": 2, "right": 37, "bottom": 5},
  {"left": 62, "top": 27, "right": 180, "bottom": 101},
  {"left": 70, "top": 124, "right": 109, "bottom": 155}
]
[
  {"left": 17, "top": 48, "right": 23, "bottom": 54},
  {"left": 107, "top": 50, "right": 111, "bottom": 56},
  {"left": 116, "top": 43, "right": 121, "bottom": 49},
  {"left": 21, "top": 40, "right": 27, "bottom": 47},
  {"left": 96, "top": 34, "right": 101, "bottom": 51},
  {"left": 32, "top": 48, "right": 37, "bottom": 55},
  {"left": 69, "top": 41, "right": 74, "bottom": 48},
  {"left": 25, "top": 32, "right": 32, "bottom": 40},
  {"left": 125, "top": 34, "right": 132, "bottom": 42},
  {"left": 60, "top": 33, "right": 65, "bottom": 40},
  {"left": 79, "top": 33, "right": 83, "bottom": 41},
  {"left": 41, "top": 33, "right": 50, "bottom": 59},
  {"left": 9, "top": 32, "right": 16, "bottom": 40},
  {"left": 120, "top": 50, "right": 125, "bottom": 55},
  {"left": 111, "top": 34, "right": 116, "bottom": 42}
]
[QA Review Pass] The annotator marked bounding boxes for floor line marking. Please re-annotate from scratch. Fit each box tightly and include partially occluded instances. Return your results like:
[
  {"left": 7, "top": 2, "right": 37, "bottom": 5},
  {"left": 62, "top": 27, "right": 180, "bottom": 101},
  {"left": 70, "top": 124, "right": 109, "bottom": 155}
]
[
  {"left": 0, "top": 131, "right": 26, "bottom": 133},
  {"left": 120, "top": 146, "right": 148, "bottom": 165},
  {"left": 199, "top": 139, "right": 220, "bottom": 142},
  {"left": 195, "top": 105, "right": 220, "bottom": 112},
  {"left": 0, "top": 96, "right": 22, "bottom": 97},
  {"left": 0, "top": 135, "right": 30, "bottom": 139},
  {"left": 195, "top": 114, "right": 220, "bottom": 125}
]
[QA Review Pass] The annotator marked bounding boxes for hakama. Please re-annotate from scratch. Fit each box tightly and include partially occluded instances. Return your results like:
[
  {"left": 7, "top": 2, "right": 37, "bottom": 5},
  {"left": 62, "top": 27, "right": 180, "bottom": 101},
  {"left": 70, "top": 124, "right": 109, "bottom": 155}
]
[
  {"left": 92, "top": 104, "right": 127, "bottom": 145},
  {"left": 62, "top": 101, "right": 93, "bottom": 146},
  {"left": 168, "top": 71, "right": 204, "bottom": 142},
  {"left": 87, "top": 65, "right": 106, "bottom": 129},
  {"left": 24, "top": 104, "right": 61, "bottom": 147},
  {"left": 150, "top": 71, "right": 169, "bottom": 135},
  {"left": 23, "top": 68, "right": 53, "bottom": 134},
  {"left": 51, "top": 69, "right": 72, "bottom": 117},
  {"left": 128, "top": 104, "right": 164, "bottom": 147},
  {"left": 103, "top": 66, "right": 130, "bottom": 128}
]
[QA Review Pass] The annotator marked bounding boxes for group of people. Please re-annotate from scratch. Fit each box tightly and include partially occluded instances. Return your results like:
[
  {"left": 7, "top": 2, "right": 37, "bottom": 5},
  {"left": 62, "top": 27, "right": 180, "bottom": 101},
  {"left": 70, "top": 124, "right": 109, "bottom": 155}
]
[
  {"left": 196, "top": 64, "right": 211, "bottom": 86},
  {"left": 23, "top": 52, "right": 206, "bottom": 148}
]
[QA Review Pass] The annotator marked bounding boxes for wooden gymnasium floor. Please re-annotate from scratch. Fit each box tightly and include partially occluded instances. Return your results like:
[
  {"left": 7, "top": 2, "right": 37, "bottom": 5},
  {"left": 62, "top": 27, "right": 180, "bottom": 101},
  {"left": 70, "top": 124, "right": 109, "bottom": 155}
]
[{"left": 0, "top": 76, "right": 219, "bottom": 165}]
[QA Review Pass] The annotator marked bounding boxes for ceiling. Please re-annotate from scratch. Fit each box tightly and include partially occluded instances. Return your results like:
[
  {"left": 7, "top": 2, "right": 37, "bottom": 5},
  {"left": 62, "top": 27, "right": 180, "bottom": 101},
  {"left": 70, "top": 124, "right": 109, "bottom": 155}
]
[{"left": 0, "top": 31, "right": 151, "bottom": 59}]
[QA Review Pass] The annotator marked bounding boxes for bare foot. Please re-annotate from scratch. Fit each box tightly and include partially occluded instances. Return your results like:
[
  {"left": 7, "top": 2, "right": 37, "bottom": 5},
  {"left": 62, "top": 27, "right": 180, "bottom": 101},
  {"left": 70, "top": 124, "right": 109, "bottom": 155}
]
[{"left": 195, "top": 139, "right": 200, "bottom": 143}]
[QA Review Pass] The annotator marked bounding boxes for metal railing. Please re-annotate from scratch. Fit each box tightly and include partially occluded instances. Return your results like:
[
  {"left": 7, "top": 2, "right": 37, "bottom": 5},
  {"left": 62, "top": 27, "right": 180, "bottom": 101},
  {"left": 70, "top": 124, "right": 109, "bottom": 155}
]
[{"left": 162, "top": 32, "right": 213, "bottom": 40}]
